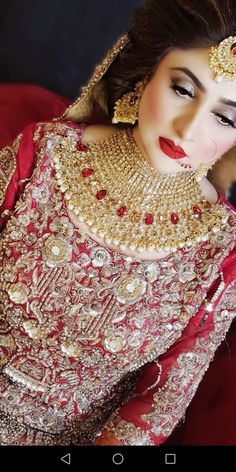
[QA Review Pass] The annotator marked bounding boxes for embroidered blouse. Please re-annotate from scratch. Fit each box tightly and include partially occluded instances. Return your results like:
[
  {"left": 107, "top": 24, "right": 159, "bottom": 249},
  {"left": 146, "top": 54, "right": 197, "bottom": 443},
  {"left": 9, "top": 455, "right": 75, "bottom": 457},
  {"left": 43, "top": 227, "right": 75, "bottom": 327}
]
[{"left": 0, "top": 120, "right": 236, "bottom": 445}]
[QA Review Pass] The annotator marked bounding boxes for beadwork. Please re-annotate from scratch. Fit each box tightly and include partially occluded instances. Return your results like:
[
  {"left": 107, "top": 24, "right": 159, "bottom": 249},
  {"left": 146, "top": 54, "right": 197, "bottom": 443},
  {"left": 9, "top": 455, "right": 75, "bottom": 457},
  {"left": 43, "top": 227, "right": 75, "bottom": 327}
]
[
  {"left": 209, "top": 35, "right": 236, "bottom": 81},
  {"left": 52, "top": 127, "right": 228, "bottom": 254}
]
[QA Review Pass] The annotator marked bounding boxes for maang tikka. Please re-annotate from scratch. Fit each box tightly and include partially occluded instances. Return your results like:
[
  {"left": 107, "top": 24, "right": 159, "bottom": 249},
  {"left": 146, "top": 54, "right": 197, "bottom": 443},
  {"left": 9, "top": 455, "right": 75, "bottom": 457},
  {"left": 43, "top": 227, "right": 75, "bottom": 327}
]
[
  {"left": 112, "top": 78, "right": 147, "bottom": 124},
  {"left": 209, "top": 35, "right": 236, "bottom": 82}
]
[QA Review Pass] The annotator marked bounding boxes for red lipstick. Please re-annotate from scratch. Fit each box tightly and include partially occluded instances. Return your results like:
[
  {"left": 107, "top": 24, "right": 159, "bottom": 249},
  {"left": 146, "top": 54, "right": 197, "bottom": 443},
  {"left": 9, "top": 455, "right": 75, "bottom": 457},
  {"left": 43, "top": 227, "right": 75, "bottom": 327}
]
[{"left": 159, "top": 137, "right": 186, "bottom": 159}]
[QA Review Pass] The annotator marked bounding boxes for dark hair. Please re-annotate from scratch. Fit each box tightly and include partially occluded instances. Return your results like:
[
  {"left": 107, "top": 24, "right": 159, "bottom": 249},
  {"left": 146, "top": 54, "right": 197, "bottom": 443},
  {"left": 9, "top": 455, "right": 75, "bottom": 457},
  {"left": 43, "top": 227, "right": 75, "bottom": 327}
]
[{"left": 92, "top": 0, "right": 236, "bottom": 121}]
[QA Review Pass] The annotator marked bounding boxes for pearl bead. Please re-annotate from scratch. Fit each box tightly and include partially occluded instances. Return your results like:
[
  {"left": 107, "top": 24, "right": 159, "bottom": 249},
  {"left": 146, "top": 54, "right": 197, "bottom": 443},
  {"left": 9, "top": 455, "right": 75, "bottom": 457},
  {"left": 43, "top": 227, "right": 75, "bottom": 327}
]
[
  {"left": 137, "top": 247, "right": 144, "bottom": 253},
  {"left": 221, "top": 310, "right": 229, "bottom": 316},
  {"left": 129, "top": 245, "right": 137, "bottom": 251},
  {"left": 120, "top": 244, "right": 127, "bottom": 250},
  {"left": 206, "top": 303, "right": 213, "bottom": 312},
  {"left": 147, "top": 245, "right": 155, "bottom": 251}
]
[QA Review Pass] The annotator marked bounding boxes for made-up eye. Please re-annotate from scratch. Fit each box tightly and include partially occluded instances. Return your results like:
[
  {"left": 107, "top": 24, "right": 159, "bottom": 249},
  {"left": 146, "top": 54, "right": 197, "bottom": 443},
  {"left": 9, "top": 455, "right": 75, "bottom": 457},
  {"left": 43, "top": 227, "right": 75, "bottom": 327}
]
[{"left": 170, "top": 82, "right": 195, "bottom": 99}]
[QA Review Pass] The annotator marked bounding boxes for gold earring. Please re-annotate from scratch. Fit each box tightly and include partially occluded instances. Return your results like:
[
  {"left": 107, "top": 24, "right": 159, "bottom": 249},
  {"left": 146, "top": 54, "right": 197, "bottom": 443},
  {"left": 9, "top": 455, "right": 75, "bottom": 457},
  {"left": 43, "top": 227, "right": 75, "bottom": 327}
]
[
  {"left": 195, "top": 159, "right": 217, "bottom": 182},
  {"left": 112, "top": 79, "right": 147, "bottom": 124}
]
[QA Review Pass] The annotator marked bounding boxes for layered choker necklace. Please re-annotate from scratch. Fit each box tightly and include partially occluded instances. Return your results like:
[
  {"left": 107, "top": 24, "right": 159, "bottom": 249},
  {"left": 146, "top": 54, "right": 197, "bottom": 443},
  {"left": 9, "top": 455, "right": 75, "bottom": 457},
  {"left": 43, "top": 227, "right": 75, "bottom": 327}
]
[{"left": 52, "top": 127, "right": 228, "bottom": 254}]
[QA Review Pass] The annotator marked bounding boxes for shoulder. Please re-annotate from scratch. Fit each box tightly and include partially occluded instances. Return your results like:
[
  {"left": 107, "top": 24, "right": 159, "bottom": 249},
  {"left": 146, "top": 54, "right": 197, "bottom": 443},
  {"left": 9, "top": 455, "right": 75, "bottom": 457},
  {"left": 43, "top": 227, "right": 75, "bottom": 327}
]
[
  {"left": 199, "top": 177, "right": 219, "bottom": 204},
  {"left": 81, "top": 124, "right": 120, "bottom": 145}
]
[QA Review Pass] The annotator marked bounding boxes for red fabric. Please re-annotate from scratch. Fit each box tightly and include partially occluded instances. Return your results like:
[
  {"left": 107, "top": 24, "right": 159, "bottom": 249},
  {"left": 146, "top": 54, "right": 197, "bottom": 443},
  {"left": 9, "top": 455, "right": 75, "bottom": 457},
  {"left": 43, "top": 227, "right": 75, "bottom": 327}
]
[
  {"left": 0, "top": 86, "right": 236, "bottom": 445},
  {"left": 106, "top": 249, "right": 236, "bottom": 444},
  {"left": 0, "top": 83, "right": 71, "bottom": 147},
  {"left": 0, "top": 83, "right": 72, "bottom": 231},
  {"left": 166, "top": 194, "right": 236, "bottom": 445},
  {"left": 166, "top": 320, "right": 236, "bottom": 445}
]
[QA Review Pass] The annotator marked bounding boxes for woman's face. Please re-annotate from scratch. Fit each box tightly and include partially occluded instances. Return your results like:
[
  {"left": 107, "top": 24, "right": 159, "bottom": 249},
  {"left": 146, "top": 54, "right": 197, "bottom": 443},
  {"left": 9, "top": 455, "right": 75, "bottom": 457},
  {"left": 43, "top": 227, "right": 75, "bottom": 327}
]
[{"left": 134, "top": 47, "right": 236, "bottom": 174}]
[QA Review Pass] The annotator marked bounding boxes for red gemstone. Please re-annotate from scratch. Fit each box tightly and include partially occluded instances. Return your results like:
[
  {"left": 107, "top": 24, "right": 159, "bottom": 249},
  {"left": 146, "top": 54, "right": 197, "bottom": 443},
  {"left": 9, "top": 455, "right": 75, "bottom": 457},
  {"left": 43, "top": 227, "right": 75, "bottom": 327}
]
[
  {"left": 193, "top": 205, "right": 202, "bottom": 217},
  {"left": 117, "top": 206, "right": 127, "bottom": 217},
  {"left": 145, "top": 213, "right": 154, "bottom": 225},
  {"left": 77, "top": 142, "right": 88, "bottom": 152},
  {"left": 96, "top": 189, "right": 107, "bottom": 200},
  {"left": 232, "top": 47, "right": 236, "bottom": 56},
  {"left": 81, "top": 168, "right": 93, "bottom": 178},
  {"left": 170, "top": 213, "right": 179, "bottom": 224}
]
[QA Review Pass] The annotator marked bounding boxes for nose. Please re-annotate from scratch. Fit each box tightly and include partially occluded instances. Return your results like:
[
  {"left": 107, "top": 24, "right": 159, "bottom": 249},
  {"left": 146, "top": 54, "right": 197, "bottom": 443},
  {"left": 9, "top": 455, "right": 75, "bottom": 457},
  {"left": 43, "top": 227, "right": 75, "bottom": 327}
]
[{"left": 173, "top": 105, "right": 206, "bottom": 144}]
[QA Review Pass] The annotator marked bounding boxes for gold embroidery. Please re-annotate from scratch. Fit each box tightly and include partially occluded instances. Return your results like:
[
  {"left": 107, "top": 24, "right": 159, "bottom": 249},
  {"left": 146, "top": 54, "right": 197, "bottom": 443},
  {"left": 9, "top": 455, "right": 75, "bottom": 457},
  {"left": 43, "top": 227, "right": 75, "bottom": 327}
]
[
  {"left": 42, "top": 236, "right": 72, "bottom": 265},
  {"left": 106, "top": 280, "right": 236, "bottom": 445},
  {"left": 7, "top": 283, "right": 29, "bottom": 304},
  {"left": 0, "top": 135, "right": 22, "bottom": 208},
  {"left": 0, "top": 121, "right": 235, "bottom": 445},
  {"left": 55, "top": 34, "right": 129, "bottom": 123}
]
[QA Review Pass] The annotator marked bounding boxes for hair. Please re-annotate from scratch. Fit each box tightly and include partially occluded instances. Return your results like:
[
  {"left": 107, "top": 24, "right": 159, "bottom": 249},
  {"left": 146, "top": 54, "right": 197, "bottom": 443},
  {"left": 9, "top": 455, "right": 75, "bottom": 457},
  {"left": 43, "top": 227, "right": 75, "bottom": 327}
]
[{"left": 91, "top": 0, "right": 236, "bottom": 121}]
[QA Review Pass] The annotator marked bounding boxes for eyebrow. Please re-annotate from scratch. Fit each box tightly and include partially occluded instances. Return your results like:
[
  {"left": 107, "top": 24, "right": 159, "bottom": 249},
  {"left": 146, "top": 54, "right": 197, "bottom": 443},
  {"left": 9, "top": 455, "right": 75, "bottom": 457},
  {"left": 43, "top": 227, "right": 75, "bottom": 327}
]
[
  {"left": 219, "top": 97, "right": 236, "bottom": 108},
  {"left": 170, "top": 67, "right": 206, "bottom": 92},
  {"left": 169, "top": 67, "right": 236, "bottom": 109}
]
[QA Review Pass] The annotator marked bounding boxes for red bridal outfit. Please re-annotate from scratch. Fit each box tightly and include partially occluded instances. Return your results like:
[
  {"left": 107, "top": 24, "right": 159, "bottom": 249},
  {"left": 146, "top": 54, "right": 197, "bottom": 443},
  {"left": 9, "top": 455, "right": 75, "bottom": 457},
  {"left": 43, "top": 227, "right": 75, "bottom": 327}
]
[
  {"left": 0, "top": 35, "right": 236, "bottom": 446},
  {"left": 0, "top": 118, "right": 235, "bottom": 445}
]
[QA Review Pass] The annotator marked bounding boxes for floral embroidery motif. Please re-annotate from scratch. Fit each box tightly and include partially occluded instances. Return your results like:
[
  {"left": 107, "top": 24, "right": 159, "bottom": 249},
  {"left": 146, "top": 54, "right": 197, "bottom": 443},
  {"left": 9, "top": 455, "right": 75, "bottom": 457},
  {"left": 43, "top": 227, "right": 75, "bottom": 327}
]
[
  {"left": 114, "top": 274, "right": 147, "bottom": 304},
  {"left": 7, "top": 283, "right": 29, "bottom": 304},
  {"left": 90, "top": 247, "right": 111, "bottom": 267},
  {"left": 106, "top": 280, "right": 236, "bottom": 445},
  {"left": 0, "top": 121, "right": 235, "bottom": 445},
  {"left": 42, "top": 235, "right": 72, "bottom": 266}
]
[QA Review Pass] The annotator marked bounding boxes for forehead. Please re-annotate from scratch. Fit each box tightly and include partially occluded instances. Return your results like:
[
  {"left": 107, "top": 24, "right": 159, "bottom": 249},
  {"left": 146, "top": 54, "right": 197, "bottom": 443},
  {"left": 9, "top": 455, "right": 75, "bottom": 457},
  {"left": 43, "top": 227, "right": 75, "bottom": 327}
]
[
  {"left": 163, "top": 48, "right": 210, "bottom": 70},
  {"left": 156, "top": 47, "right": 236, "bottom": 97}
]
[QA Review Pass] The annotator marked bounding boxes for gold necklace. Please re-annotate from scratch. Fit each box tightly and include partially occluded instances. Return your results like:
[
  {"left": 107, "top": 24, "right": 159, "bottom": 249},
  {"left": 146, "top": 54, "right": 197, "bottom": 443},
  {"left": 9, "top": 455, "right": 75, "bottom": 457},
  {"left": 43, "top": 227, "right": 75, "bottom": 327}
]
[{"left": 52, "top": 128, "right": 228, "bottom": 253}]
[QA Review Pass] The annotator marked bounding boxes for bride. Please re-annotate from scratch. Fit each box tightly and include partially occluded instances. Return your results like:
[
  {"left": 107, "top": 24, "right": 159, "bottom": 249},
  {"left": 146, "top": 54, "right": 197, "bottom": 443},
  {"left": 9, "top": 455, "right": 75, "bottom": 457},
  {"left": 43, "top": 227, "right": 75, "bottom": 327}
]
[{"left": 0, "top": 0, "right": 236, "bottom": 445}]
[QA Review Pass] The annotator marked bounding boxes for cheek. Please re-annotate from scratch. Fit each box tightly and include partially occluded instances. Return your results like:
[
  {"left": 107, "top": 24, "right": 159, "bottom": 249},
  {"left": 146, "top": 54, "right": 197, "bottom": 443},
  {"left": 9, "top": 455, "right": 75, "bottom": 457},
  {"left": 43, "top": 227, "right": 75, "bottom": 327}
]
[
  {"left": 143, "top": 84, "right": 168, "bottom": 125},
  {"left": 196, "top": 134, "right": 235, "bottom": 162},
  {"left": 214, "top": 137, "right": 235, "bottom": 157}
]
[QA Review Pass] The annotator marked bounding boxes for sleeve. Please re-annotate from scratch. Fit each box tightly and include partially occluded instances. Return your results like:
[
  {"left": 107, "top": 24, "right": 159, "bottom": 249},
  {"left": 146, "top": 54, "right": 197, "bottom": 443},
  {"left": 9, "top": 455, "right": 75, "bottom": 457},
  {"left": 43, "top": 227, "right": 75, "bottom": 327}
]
[
  {"left": 96, "top": 247, "right": 236, "bottom": 446},
  {"left": 0, "top": 122, "right": 41, "bottom": 232}
]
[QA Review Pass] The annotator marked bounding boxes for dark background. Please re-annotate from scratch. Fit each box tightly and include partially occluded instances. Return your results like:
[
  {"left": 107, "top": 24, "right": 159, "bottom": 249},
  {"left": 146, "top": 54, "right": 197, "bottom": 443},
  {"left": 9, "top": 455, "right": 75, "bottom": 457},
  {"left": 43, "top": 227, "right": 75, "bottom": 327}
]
[{"left": 0, "top": 0, "right": 142, "bottom": 99}]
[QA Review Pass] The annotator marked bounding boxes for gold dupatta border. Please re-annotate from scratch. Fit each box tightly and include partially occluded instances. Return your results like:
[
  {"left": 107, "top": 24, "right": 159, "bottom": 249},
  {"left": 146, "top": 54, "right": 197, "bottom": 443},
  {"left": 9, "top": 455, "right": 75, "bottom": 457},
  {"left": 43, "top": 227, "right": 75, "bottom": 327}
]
[
  {"left": 54, "top": 34, "right": 129, "bottom": 123},
  {"left": 0, "top": 135, "right": 22, "bottom": 210},
  {"left": 0, "top": 34, "right": 128, "bottom": 211}
]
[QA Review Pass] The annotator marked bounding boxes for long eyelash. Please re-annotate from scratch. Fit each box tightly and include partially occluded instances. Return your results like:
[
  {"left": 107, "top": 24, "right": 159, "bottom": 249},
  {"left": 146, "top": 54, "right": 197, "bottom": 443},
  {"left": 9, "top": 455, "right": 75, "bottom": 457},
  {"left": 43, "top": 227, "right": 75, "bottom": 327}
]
[
  {"left": 214, "top": 113, "right": 235, "bottom": 128},
  {"left": 170, "top": 82, "right": 194, "bottom": 98},
  {"left": 170, "top": 82, "right": 236, "bottom": 129}
]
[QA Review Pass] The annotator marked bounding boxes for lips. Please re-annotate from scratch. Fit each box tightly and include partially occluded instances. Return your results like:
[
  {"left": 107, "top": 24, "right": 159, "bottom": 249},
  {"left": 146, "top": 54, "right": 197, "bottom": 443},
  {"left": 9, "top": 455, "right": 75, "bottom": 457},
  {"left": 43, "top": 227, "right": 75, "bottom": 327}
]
[{"left": 159, "top": 137, "right": 187, "bottom": 159}]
